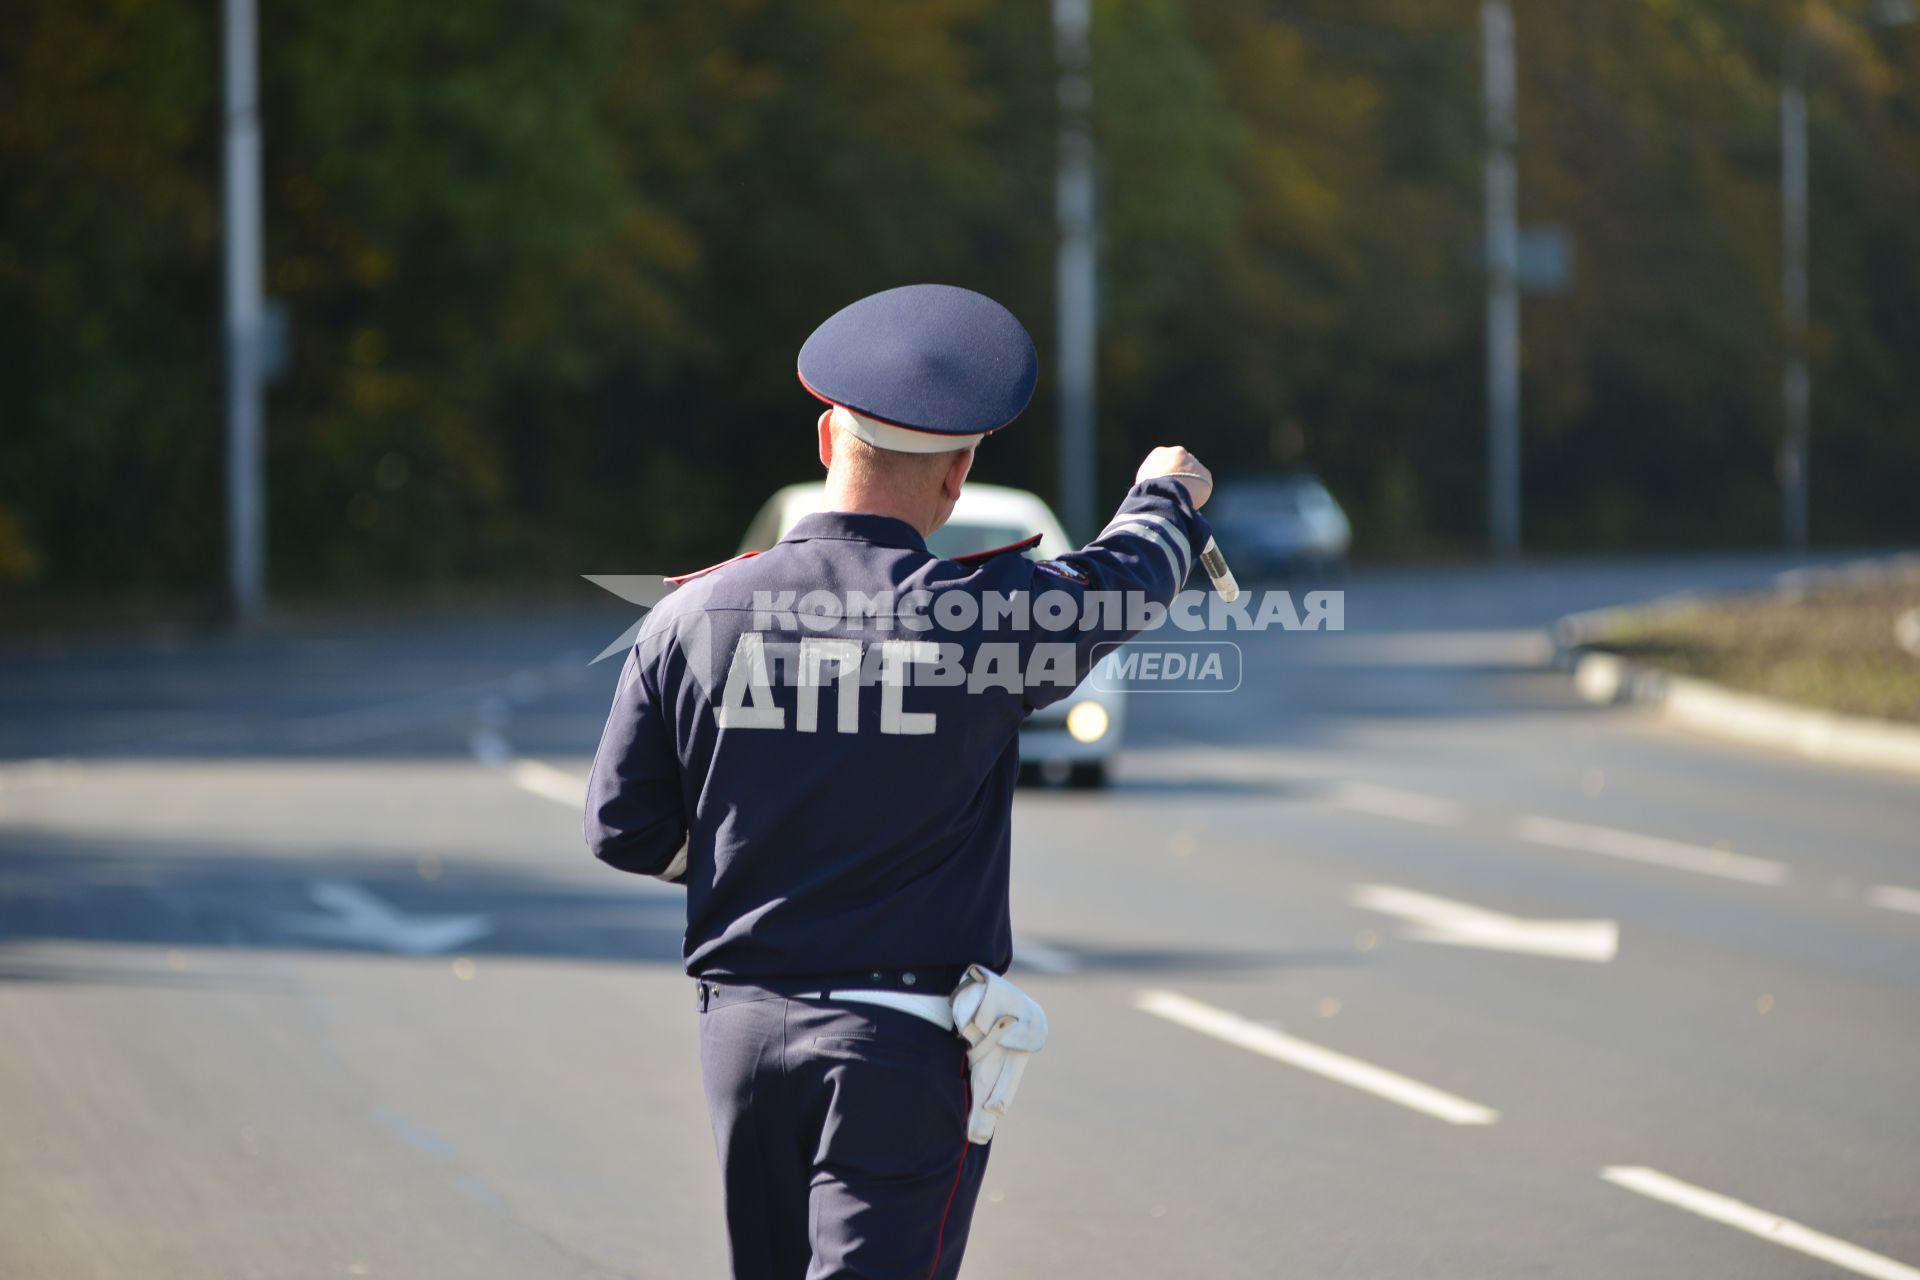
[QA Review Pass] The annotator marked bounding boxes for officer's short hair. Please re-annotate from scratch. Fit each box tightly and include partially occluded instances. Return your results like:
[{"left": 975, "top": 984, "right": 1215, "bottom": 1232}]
[{"left": 831, "top": 421, "right": 968, "bottom": 486}]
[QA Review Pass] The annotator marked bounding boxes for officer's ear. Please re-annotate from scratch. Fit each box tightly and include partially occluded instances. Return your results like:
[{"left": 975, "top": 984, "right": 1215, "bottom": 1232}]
[
  {"left": 817, "top": 411, "right": 835, "bottom": 470},
  {"left": 942, "top": 447, "right": 974, "bottom": 501}
]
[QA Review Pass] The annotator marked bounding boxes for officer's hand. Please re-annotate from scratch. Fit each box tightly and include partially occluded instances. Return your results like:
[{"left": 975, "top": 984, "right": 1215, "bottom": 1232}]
[{"left": 1136, "top": 447, "right": 1213, "bottom": 509}]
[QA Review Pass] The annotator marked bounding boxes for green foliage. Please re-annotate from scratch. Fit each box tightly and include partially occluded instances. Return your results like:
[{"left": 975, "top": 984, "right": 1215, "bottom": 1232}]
[
  {"left": 2, "top": 0, "right": 1917, "bottom": 601},
  {"left": 260, "top": 0, "right": 632, "bottom": 584},
  {"left": 1, "top": 0, "right": 218, "bottom": 589}
]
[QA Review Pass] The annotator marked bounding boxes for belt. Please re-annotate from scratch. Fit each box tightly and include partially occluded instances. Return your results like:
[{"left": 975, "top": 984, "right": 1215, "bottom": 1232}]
[
  {"left": 695, "top": 966, "right": 968, "bottom": 1000},
  {"left": 793, "top": 989, "right": 954, "bottom": 1031},
  {"left": 695, "top": 975, "right": 958, "bottom": 1032}
]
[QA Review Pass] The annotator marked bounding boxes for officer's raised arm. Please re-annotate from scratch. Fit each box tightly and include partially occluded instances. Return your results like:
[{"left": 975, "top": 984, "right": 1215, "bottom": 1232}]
[
  {"left": 1001, "top": 445, "right": 1214, "bottom": 710},
  {"left": 584, "top": 634, "right": 689, "bottom": 883}
]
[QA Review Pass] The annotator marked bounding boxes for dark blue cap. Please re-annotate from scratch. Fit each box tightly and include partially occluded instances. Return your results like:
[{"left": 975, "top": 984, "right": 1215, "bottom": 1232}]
[{"left": 798, "top": 284, "right": 1039, "bottom": 442}]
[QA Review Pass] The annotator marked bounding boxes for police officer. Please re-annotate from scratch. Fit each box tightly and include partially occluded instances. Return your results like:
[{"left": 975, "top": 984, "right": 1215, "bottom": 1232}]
[{"left": 586, "top": 283, "right": 1213, "bottom": 1279}]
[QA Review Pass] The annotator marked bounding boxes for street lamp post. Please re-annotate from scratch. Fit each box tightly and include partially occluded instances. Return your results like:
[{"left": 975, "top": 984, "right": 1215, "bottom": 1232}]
[
  {"left": 1054, "top": 0, "right": 1097, "bottom": 543},
  {"left": 1482, "top": 0, "right": 1521, "bottom": 560},
  {"left": 224, "top": 0, "right": 267, "bottom": 622},
  {"left": 1780, "top": 22, "right": 1811, "bottom": 552},
  {"left": 1778, "top": 0, "right": 1914, "bottom": 552}
]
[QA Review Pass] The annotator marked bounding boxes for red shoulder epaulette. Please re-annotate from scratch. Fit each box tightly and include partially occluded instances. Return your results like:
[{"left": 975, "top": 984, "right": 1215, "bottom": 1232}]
[
  {"left": 951, "top": 533, "right": 1042, "bottom": 565},
  {"left": 664, "top": 550, "right": 760, "bottom": 585}
]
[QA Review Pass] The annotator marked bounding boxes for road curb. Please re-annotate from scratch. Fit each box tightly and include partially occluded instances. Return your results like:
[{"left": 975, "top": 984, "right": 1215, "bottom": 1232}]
[{"left": 1553, "top": 561, "right": 1920, "bottom": 780}]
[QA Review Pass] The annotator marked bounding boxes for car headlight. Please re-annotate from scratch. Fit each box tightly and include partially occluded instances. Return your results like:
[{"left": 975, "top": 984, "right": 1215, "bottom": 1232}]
[{"left": 1065, "top": 700, "right": 1109, "bottom": 744}]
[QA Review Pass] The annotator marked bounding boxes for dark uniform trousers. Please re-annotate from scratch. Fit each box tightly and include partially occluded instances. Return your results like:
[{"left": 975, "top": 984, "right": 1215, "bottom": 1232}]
[{"left": 698, "top": 981, "right": 991, "bottom": 1279}]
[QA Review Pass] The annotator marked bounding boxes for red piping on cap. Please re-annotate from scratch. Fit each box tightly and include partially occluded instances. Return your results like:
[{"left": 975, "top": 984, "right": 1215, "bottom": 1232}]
[{"left": 797, "top": 369, "right": 1013, "bottom": 439}]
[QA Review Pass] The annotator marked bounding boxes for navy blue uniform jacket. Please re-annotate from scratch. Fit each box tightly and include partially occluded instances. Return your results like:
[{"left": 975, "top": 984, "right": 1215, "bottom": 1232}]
[{"left": 585, "top": 478, "right": 1209, "bottom": 984}]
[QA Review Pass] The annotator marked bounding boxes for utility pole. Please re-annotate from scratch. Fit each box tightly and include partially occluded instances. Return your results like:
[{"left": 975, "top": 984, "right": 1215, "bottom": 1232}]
[
  {"left": 224, "top": 0, "right": 267, "bottom": 622},
  {"left": 1775, "top": 2, "right": 1915, "bottom": 551},
  {"left": 1054, "top": 0, "right": 1097, "bottom": 542},
  {"left": 1780, "top": 20, "right": 1811, "bottom": 552},
  {"left": 1481, "top": 0, "right": 1521, "bottom": 560}
]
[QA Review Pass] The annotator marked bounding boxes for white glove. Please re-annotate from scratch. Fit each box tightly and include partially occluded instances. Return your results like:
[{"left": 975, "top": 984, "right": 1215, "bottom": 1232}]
[{"left": 949, "top": 965, "right": 1049, "bottom": 1145}]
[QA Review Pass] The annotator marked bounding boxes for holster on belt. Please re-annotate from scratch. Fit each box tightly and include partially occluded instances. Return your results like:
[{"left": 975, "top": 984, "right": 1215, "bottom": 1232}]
[{"left": 949, "top": 964, "right": 1049, "bottom": 1145}]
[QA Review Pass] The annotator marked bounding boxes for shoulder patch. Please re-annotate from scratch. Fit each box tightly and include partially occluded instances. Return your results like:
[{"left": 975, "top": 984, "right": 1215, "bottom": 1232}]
[
  {"left": 1036, "top": 558, "right": 1090, "bottom": 584},
  {"left": 664, "top": 550, "right": 760, "bottom": 585},
  {"left": 951, "top": 533, "right": 1043, "bottom": 566}
]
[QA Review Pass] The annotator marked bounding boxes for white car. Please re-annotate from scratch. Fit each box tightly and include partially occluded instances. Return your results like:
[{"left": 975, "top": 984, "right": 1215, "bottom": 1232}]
[{"left": 739, "top": 482, "right": 1125, "bottom": 787}]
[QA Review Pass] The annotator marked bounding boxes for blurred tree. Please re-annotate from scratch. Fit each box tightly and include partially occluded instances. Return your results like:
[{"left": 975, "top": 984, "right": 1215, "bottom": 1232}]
[
  {"left": 1515, "top": 0, "right": 1787, "bottom": 548},
  {"left": 577, "top": 0, "right": 1032, "bottom": 566},
  {"left": 1116, "top": 1, "right": 1488, "bottom": 553},
  {"left": 0, "top": 0, "right": 218, "bottom": 590},
  {"left": 2, "top": 0, "right": 1916, "bottom": 606},
  {"left": 260, "top": 0, "right": 633, "bottom": 584}
]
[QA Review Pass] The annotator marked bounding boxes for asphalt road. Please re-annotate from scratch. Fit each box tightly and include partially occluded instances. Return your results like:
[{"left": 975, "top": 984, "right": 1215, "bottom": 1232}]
[{"left": 3, "top": 555, "right": 1916, "bottom": 1279}]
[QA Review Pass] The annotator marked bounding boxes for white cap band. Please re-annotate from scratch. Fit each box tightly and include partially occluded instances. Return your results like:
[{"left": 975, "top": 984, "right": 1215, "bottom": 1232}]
[{"left": 830, "top": 405, "right": 982, "bottom": 455}]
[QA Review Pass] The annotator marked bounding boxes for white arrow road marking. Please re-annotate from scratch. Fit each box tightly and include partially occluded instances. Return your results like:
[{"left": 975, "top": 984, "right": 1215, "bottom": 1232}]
[
  {"left": 1514, "top": 814, "right": 1788, "bottom": 885},
  {"left": 1350, "top": 883, "right": 1619, "bottom": 963},
  {"left": 277, "top": 881, "right": 492, "bottom": 955},
  {"left": 1134, "top": 989, "right": 1499, "bottom": 1126},
  {"left": 1867, "top": 884, "right": 1920, "bottom": 917},
  {"left": 1602, "top": 1166, "right": 1920, "bottom": 1280}
]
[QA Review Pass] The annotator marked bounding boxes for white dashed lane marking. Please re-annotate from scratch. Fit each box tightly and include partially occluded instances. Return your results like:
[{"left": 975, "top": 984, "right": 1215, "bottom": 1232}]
[
  {"left": 1867, "top": 884, "right": 1920, "bottom": 917},
  {"left": 1602, "top": 1166, "right": 1920, "bottom": 1280},
  {"left": 506, "top": 759, "right": 588, "bottom": 809},
  {"left": 1318, "top": 778, "right": 1801, "bottom": 890},
  {"left": 1513, "top": 814, "right": 1788, "bottom": 886},
  {"left": 1134, "top": 989, "right": 1499, "bottom": 1126},
  {"left": 1350, "top": 883, "right": 1618, "bottom": 963}
]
